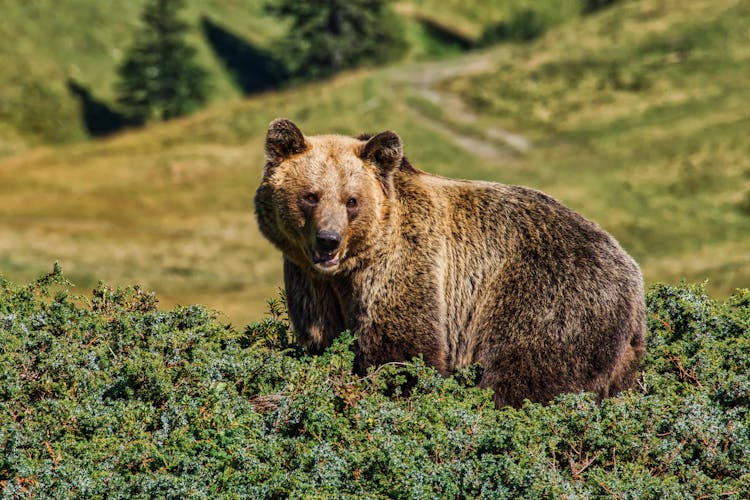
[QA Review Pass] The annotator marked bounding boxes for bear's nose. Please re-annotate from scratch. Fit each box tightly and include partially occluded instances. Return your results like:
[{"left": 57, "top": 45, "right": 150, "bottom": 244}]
[{"left": 316, "top": 230, "right": 341, "bottom": 252}]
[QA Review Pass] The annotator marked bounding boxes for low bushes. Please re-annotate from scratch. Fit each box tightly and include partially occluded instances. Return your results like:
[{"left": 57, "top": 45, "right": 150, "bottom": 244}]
[{"left": 1, "top": 266, "right": 748, "bottom": 497}]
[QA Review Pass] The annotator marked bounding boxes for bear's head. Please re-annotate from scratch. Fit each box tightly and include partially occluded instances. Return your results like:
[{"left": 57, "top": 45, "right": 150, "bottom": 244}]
[{"left": 255, "top": 118, "right": 403, "bottom": 275}]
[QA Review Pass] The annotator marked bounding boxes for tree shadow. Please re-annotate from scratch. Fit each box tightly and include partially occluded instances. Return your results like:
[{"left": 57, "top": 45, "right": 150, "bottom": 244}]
[
  {"left": 66, "top": 79, "right": 128, "bottom": 137},
  {"left": 414, "top": 15, "right": 474, "bottom": 52},
  {"left": 201, "top": 16, "right": 286, "bottom": 95}
]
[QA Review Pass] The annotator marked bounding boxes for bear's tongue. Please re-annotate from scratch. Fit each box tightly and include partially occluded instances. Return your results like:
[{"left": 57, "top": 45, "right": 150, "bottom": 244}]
[{"left": 313, "top": 250, "right": 339, "bottom": 266}]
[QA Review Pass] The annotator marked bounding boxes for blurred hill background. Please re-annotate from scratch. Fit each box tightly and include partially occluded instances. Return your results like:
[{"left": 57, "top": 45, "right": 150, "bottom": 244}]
[{"left": 0, "top": 0, "right": 748, "bottom": 326}]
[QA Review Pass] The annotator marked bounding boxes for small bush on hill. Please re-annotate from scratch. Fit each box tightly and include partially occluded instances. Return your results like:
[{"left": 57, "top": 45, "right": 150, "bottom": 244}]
[
  {"left": 480, "top": 9, "right": 549, "bottom": 45},
  {"left": 1, "top": 266, "right": 749, "bottom": 497},
  {"left": 478, "top": 0, "right": 623, "bottom": 47},
  {"left": 584, "top": 0, "right": 621, "bottom": 14}
]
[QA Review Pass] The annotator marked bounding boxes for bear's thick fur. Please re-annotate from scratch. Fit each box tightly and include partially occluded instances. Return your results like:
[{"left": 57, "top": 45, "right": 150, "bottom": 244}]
[{"left": 255, "top": 118, "right": 645, "bottom": 407}]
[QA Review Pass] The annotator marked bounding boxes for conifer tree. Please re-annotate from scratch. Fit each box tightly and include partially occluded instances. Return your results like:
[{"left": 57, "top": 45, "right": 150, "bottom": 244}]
[
  {"left": 116, "top": 0, "right": 209, "bottom": 123},
  {"left": 266, "top": 0, "right": 406, "bottom": 80}
]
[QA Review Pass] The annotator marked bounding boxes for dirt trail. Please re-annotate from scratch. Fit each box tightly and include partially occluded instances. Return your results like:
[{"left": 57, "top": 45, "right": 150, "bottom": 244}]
[{"left": 393, "top": 53, "right": 531, "bottom": 162}]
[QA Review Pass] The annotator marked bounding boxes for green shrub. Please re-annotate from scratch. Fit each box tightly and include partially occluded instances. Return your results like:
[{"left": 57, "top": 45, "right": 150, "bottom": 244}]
[
  {"left": 480, "top": 9, "right": 548, "bottom": 45},
  {"left": 1, "top": 266, "right": 749, "bottom": 497},
  {"left": 478, "top": 1, "right": 584, "bottom": 47},
  {"left": 584, "top": 0, "right": 621, "bottom": 14}
]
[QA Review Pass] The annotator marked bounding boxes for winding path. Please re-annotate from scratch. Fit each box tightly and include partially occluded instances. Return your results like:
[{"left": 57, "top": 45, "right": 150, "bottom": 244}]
[{"left": 393, "top": 52, "right": 531, "bottom": 163}]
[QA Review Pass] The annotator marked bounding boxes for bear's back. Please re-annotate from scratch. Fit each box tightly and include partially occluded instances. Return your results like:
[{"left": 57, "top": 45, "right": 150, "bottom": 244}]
[
  {"left": 406, "top": 171, "right": 638, "bottom": 282},
  {"left": 400, "top": 171, "right": 644, "bottom": 402}
]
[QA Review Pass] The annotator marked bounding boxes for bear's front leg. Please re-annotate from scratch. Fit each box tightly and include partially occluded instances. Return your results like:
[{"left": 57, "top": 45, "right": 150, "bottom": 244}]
[
  {"left": 352, "top": 281, "right": 450, "bottom": 377},
  {"left": 283, "top": 258, "right": 346, "bottom": 354}
]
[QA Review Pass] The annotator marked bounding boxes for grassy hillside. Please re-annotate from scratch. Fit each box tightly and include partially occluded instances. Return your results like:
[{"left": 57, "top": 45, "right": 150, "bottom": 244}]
[
  {"left": 0, "top": 0, "right": 748, "bottom": 327},
  {"left": 0, "top": 66, "right": 480, "bottom": 325},
  {"left": 0, "top": 0, "right": 527, "bottom": 153},
  {"left": 439, "top": 0, "right": 750, "bottom": 298},
  {"left": 0, "top": 0, "right": 284, "bottom": 152},
  {"left": 1, "top": 270, "right": 749, "bottom": 497}
]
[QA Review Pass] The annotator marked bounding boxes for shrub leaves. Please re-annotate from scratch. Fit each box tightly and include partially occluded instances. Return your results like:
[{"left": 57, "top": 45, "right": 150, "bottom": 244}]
[{"left": 1, "top": 269, "right": 748, "bottom": 497}]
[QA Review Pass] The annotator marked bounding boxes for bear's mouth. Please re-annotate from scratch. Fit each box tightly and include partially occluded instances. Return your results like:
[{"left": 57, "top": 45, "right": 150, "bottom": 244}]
[{"left": 312, "top": 250, "right": 340, "bottom": 268}]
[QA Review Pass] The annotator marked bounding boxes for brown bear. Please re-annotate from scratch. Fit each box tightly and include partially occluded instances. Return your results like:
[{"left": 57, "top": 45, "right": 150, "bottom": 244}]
[{"left": 254, "top": 118, "right": 645, "bottom": 408}]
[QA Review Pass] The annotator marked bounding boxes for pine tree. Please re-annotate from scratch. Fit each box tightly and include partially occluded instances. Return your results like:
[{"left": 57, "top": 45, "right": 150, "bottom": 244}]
[
  {"left": 266, "top": 0, "right": 406, "bottom": 81},
  {"left": 116, "top": 0, "right": 210, "bottom": 123}
]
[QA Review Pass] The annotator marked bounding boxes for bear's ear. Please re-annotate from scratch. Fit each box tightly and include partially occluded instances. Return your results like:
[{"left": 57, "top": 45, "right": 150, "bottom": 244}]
[
  {"left": 265, "top": 118, "right": 308, "bottom": 163},
  {"left": 358, "top": 130, "right": 403, "bottom": 175}
]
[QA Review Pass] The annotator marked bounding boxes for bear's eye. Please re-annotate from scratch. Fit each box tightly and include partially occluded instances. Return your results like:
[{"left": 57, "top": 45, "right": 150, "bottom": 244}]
[
  {"left": 303, "top": 193, "right": 319, "bottom": 205},
  {"left": 346, "top": 198, "right": 358, "bottom": 209}
]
